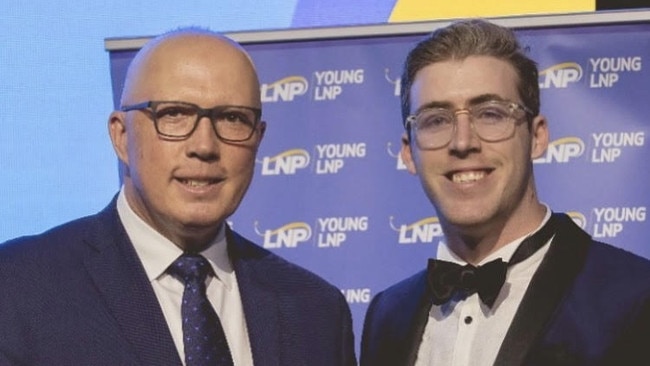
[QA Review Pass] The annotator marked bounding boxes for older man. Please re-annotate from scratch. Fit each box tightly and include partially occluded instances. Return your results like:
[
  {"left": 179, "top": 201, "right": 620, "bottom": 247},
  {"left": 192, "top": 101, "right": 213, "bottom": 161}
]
[{"left": 0, "top": 29, "right": 355, "bottom": 366}]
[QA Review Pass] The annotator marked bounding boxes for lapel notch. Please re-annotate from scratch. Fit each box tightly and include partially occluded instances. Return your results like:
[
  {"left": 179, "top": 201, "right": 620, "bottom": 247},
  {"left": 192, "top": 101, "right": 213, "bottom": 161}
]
[
  {"left": 83, "top": 200, "right": 182, "bottom": 365},
  {"left": 493, "top": 213, "right": 591, "bottom": 366},
  {"left": 227, "top": 227, "right": 281, "bottom": 366}
]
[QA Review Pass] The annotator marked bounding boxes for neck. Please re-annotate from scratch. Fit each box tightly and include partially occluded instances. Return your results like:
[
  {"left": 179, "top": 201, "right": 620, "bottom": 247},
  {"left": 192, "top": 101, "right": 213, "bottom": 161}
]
[
  {"left": 443, "top": 202, "right": 547, "bottom": 265},
  {"left": 173, "top": 226, "right": 222, "bottom": 253}
]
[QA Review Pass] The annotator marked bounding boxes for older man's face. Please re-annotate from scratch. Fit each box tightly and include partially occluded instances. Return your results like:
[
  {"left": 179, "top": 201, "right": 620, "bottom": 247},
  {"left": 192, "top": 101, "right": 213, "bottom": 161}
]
[{"left": 110, "top": 35, "right": 264, "bottom": 250}]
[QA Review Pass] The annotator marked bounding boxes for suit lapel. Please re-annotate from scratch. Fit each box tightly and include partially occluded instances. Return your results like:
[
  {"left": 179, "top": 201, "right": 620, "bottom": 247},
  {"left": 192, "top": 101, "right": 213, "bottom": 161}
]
[
  {"left": 365, "top": 271, "right": 431, "bottom": 366},
  {"left": 227, "top": 227, "right": 281, "bottom": 366},
  {"left": 82, "top": 200, "right": 182, "bottom": 366},
  {"left": 404, "top": 274, "right": 434, "bottom": 366},
  {"left": 493, "top": 213, "right": 591, "bottom": 366}
]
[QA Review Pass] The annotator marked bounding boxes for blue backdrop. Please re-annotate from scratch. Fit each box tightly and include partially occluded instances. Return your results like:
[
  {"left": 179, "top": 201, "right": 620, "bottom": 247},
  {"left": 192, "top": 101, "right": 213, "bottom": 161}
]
[{"left": 107, "top": 13, "right": 650, "bottom": 341}]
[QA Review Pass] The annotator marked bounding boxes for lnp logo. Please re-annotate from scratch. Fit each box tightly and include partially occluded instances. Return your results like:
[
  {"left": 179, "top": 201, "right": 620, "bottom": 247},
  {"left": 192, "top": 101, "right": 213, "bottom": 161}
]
[
  {"left": 534, "top": 137, "right": 585, "bottom": 164},
  {"left": 261, "top": 76, "right": 309, "bottom": 102},
  {"left": 390, "top": 216, "right": 443, "bottom": 244},
  {"left": 567, "top": 211, "right": 587, "bottom": 230},
  {"left": 313, "top": 69, "right": 364, "bottom": 101},
  {"left": 384, "top": 68, "right": 401, "bottom": 96},
  {"left": 259, "top": 149, "right": 311, "bottom": 175},
  {"left": 316, "top": 216, "right": 368, "bottom": 248},
  {"left": 589, "top": 56, "right": 642, "bottom": 88},
  {"left": 255, "top": 221, "right": 312, "bottom": 249},
  {"left": 592, "top": 206, "right": 646, "bottom": 239},
  {"left": 539, "top": 62, "right": 583, "bottom": 89},
  {"left": 386, "top": 142, "right": 406, "bottom": 170},
  {"left": 340, "top": 288, "right": 372, "bottom": 304},
  {"left": 314, "top": 142, "right": 366, "bottom": 175},
  {"left": 591, "top": 131, "right": 645, "bottom": 163}
]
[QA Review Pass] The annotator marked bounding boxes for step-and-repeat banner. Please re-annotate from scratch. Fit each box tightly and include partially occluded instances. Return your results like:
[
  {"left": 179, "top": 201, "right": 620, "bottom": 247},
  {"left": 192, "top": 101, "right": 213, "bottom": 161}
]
[{"left": 107, "top": 15, "right": 650, "bottom": 339}]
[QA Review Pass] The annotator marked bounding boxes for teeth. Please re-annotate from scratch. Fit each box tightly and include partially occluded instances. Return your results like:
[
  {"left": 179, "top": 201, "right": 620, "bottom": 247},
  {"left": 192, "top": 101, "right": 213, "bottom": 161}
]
[
  {"left": 452, "top": 171, "right": 486, "bottom": 183},
  {"left": 182, "top": 179, "right": 212, "bottom": 187}
]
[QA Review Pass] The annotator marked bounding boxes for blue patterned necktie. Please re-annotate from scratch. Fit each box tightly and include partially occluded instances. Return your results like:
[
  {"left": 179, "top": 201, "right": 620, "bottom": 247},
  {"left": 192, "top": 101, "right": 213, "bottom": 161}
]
[{"left": 168, "top": 254, "right": 234, "bottom": 366}]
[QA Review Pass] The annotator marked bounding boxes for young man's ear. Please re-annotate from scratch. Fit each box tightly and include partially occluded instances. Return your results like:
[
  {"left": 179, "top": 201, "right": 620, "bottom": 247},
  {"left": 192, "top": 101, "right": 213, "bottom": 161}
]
[
  {"left": 401, "top": 132, "right": 418, "bottom": 175},
  {"left": 530, "top": 115, "right": 549, "bottom": 160}
]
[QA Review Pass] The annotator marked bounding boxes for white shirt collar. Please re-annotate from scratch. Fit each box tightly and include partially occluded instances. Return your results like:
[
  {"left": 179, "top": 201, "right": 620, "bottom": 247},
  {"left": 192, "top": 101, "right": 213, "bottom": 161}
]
[{"left": 116, "top": 187, "right": 234, "bottom": 290}]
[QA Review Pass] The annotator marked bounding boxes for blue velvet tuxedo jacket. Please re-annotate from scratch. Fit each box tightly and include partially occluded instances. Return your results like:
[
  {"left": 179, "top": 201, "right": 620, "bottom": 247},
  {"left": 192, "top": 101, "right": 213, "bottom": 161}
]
[
  {"left": 360, "top": 213, "right": 650, "bottom": 366},
  {"left": 0, "top": 198, "right": 356, "bottom": 366}
]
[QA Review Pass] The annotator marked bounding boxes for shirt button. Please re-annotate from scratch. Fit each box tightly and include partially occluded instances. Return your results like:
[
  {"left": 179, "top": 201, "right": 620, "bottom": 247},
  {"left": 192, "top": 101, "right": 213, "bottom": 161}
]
[{"left": 464, "top": 316, "right": 473, "bottom": 324}]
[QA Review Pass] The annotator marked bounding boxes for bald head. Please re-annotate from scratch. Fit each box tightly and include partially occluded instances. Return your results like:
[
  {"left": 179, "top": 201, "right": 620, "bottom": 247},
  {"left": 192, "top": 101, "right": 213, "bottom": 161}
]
[
  {"left": 109, "top": 28, "right": 266, "bottom": 250},
  {"left": 120, "top": 29, "right": 260, "bottom": 108}
]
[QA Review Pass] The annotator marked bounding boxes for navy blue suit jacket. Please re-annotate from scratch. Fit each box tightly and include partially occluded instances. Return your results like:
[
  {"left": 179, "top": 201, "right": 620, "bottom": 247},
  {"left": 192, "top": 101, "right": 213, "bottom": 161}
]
[
  {"left": 360, "top": 213, "right": 650, "bottom": 366},
  {"left": 0, "top": 198, "right": 356, "bottom": 366}
]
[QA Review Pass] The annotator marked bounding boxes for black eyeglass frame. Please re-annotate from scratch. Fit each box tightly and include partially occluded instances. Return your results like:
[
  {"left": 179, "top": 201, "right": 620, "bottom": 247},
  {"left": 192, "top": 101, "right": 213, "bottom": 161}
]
[{"left": 121, "top": 100, "right": 263, "bottom": 142}]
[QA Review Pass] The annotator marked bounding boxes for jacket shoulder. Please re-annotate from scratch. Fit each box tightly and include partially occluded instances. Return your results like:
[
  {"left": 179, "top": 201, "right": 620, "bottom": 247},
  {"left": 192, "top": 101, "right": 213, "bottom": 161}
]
[
  {"left": 227, "top": 229, "right": 344, "bottom": 297},
  {"left": 0, "top": 213, "right": 101, "bottom": 261}
]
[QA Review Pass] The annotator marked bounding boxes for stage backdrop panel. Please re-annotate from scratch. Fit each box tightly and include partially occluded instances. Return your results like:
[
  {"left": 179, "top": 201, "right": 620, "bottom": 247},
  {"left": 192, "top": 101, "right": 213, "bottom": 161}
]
[{"left": 106, "top": 10, "right": 650, "bottom": 347}]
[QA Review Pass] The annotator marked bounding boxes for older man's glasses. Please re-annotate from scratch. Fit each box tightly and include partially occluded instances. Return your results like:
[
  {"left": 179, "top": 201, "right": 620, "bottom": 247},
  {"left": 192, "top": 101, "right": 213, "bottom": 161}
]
[
  {"left": 121, "top": 101, "right": 262, "bottom": 142},
  {"left": 405, "top": 100, "right": 532, "bottom": 150}
]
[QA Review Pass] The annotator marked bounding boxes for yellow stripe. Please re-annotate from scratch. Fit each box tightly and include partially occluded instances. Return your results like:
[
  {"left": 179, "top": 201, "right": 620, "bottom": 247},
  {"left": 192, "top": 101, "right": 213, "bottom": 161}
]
[{"left": 389, "top": 0, "right": 595, "bottom": 22}]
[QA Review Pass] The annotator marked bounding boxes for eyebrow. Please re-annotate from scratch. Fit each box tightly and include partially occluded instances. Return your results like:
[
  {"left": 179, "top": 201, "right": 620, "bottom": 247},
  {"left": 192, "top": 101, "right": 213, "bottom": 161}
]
[{"left": 413, "top": 93, "right": 510, "bottom": 114}]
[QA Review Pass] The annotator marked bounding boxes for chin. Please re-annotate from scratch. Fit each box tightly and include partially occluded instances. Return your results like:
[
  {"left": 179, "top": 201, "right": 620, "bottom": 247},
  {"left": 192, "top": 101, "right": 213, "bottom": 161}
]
[
  {"left": 174, "top": 208, "right": 228, "bottom": 230},
  {"left": 440, "top": 207, "right": 493, "bottom": 228},
  {"left": 186, "top": 211, "right": 229, "bottom": 226}
]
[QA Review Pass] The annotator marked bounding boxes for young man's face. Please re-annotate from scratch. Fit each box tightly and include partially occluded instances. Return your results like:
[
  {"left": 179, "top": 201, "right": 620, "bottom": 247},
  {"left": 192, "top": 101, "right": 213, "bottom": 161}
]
[{"left": 401, "top": 56, "right": 548, "bottom": 234}]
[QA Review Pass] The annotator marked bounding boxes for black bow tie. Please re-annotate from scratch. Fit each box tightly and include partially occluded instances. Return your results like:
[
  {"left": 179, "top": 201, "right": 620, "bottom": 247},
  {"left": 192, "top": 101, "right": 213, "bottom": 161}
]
[
  {"left": 427, "top": 214, "right": 558, "bottom": 308},
  {"left": 427, "top": 258, "right": 507, "bottom": 308}
]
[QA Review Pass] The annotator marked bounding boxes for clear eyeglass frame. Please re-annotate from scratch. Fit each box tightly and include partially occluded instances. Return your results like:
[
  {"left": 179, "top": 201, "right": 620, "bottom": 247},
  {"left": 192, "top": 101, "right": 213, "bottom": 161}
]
[{"left": 404, "top": 100, "right": 533, "bottom": 150}]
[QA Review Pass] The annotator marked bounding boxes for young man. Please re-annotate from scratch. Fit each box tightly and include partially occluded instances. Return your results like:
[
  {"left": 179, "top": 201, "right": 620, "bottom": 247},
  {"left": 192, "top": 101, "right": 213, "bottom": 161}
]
[
  {"left": 0, "top": 29, "right": 355, "bottom": 366},
  {"left": 361, "top": 19, "right": 650, "bottom": 366}
]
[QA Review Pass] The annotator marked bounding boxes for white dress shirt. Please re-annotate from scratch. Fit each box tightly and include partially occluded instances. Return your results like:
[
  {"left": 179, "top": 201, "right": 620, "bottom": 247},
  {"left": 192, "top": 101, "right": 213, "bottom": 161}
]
[
  {"left": 415, "top": 208, "right": 553, "bottom": 366},
  {"left": 116, "top": 189, "right": 254, "bottom": 366}
]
